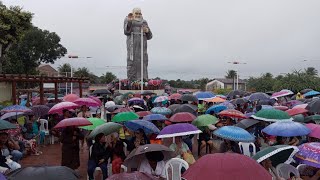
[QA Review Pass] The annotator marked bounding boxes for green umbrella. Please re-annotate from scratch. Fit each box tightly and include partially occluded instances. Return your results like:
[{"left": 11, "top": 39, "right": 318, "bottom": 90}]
[
  {"left": 80, "top": 118, "right": 105, "bottom": 130},
  {"left": 292, "top": 114, "right": 305, "bottom": 123},
  {"left": 0, "top": 120, "right": 17, "bottom": 130},
  {"left": 305, "top": 115, "right": 320, "bottom": 122},
  {"left": 192, "top": 115, "right": 218, "bottom": 128},
  {"left": 89, "top": 122, "right": 122, "bottom": 138},
  {"left": 112, "top": 112, "right": 139, "bottom": 123},
  {"left": 252, "top": 145, "right": 298, "bottom": 167},
  {"left": 251, "top": 109, "right": 293, "bottom": 122}
]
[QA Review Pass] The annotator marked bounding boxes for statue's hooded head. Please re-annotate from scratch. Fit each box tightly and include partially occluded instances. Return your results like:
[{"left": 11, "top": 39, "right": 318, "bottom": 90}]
[{"left": 132, "top": 8, "right": 143, "bottom": 21}]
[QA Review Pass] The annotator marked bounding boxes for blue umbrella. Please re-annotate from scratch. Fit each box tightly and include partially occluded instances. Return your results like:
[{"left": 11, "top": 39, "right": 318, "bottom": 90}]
[
  {"left": 151, "top": 107, "right": 172, "bottom": 115},
  {"left": 248, "top": 92, "right": 270, "bottom": 101},
  {"left": 194, "top": 91, "right": 215, "bottom": 100},
  {"left": 205, "top": 105, "right": 227, "bottom": 114},
  {"left": 124, "top": 120, "right": 160, "bottom": 134},
  {"left": 213, "top": 126, "right": 255, "bottom": 142},
  {"left": 0, "top": 105, "right": 32, "bottom": 113},
  {"left": 304, "top": 90, "right": 320, "bottom": 98},
  {"left": 142, "top": 114, "right": 168, "bottom": 121},
  {"left": 262, "top": 121, "right": 311, "bottom": 137}
]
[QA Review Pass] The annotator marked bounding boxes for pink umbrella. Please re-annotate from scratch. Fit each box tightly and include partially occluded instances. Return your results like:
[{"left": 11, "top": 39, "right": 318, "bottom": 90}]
[
  {"left": 88, "top": 96, "right": 102, "bottom": 106},
  {"left": 136, "top": 111, "right": 152, "bottom": 118},
  {"left": 293, "top": 103, "right": 308, "bottom": 109},
  {"left": 53, "top": 117, "right": 92, "bottom": 128},
  {"left": 73, "top": 98, "right": 100, "bottom": 107},
  {"left": 218, "top": 109, "right": 246, "bottom": 119},
  {"left": 113, "top": 107, "right": 133, "bottom": 114},
  {"left": 169, "top": 112, "right": 196, "bottom": 123},
  {"left": 63, "top": 94, "right": 79, "bottom": 102},
  {"left": 48, "top": 102, "right": 79, "bottom": 114},
  {"left": 272, "top": 91, "right": 293, "bottom": 99},
  {"left": 273, "top": 106, "right": 289, "bottom": 111},
  {"left": 182, "top": 153, "right": 271, "bottom": 180},
  {"left": 286, "top": 108, "right": 308, "bottom": 116},
  {"left": 168, "top": 93, "right": 182, "bottom": 100},
  {"left": 306, "top": 123, "right": 320, "bottom": 139}
]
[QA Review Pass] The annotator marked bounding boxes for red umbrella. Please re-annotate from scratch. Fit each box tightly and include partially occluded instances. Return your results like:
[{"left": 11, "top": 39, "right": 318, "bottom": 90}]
[
  {"left": 286, "top": 108, "right": 308, "bottom": 116},
  {"left": 136, "top": 111, "right": 151, "bottom": 118},
  {"left": 54, "top": 117, "right": 92, "bottom": 128},
  {"left": 88, "top": 96, "right": 102, "bottom": 106},
  {"left": 169, "top": 112, "right": 196, "bottom": 123},
  {"left": 182, "top": 153, "right": 271, "bottom": 180},
  {"left": 168, "top": 93, "right": 182, "bottom": 100},
  {"left": 63, "top": 94, "right": 79, "bottom": 102},
  {"left": 218, "top": 109, "right": 246, "bottom": 119},
  {"left": 48, "top": 102, "right": 79, "bottom": 114},
  {"left": 113, "top": 107, "right": 133, "bottom": 114},
  {"left": 73, "top": 98, "right": 100, "bottom": 107},
  {"left": 273, "top": 105, "right": 289, "bottom": 111}
]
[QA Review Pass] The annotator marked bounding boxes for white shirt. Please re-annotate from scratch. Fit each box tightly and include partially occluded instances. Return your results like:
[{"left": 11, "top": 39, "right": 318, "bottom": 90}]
[{"left": 139, "top": 159, "right": 166, "bottom": 178}]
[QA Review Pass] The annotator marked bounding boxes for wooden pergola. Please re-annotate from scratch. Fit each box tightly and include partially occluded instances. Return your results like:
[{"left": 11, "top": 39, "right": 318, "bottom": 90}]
[{"left": 0, "top": 74, "right": 89, "bottom": 105}]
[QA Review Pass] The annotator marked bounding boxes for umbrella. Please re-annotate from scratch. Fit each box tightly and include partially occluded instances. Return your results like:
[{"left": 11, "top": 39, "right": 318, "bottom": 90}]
[
  {"left": 306, "top": 99, "right": 320, "bottom": 113},
  {"left": 218, "top": 109, "right": 246, "bottom": 119},
  {"left": 251, "top": 109, "right": 293, "bottom": 122},
  {"left": 0, "top": 120, "right": 18, "bottom": 130},
  {"left": 113, "top": 107, "right": 133, "bottom": 114},
  {"left": 142, "top": 114, "right": 167, "bottom": 121},
  {"left": 124, "top": 120, "right": 160, "bottom": 134},
  {"left": 192, "top": 115, "right": 218, "bottom": 128},
  {"left": 0, "top": 112, "right": 25, "bottom": 120},
  {"left": 273, "top": 106, "right": 289, "bottom": 111},
  {"left": 136, "top": 111, "right": 152, "bottom": 118},
  {"left": 150, "top": 107, "right": 172, "bottom": 115},
  {"left": 304, "top": 90, "right": 320, "bottom": 97},
  {"left": 157, "top": 123, "right": 202, "bottom": 138},
  {"left": 48, "top": 102, "right": 79, "bottom": 114},
  {"left": 31, "top": 105, "right": 50, "bottom": 117},
  {"left": 107, "top": 172, "right": 156, "bottom": 180},
  {"left": 220, "top": 101, "right": 235, "bottom": 109},
  {"left": 231, "top": 98, "right": 247, "bottom": 105},
  {"left": 292, "top": 103, "right": 308, "bottom": 109},
  {"left": 6, "top": 166, "right": 79, "bottom": 180},
  {"left": 123, "top": 144, "right": 175, "bottom": 167},
  {"left": 305, "top": 115, "right": 320, "bottom": 122},
  {"left": 88, "top": 96, "right": 102, "bottom": 106},
  {"left": 73, "top": 98, "right": 100, "bottom": 107},
  {"left": 180, "top": 94, "right": 198, "bottom": 102},
  {"left": 248, "top": 92, "right": 270, "bottom": 102},
  {"left": 204, "top": 97, "right": 226, "bottom": 103},
  {"left": 286, "top": 100, "right": 303, "bottom": 108},
  {"left": 106, "top": 105, "right": 125, "bottom": 112},
  {"left": 301, "top": 89, "right": 314, "bottom": 94},
  {"left": 45, "top": 103, "right": 56, "bottom": 109},
  {"left": 89, "top": 122, "right": 122, "bottom": 138},
  {"left": 306, "top": 123, "right": 320, "bottom": 139},
  {"left": 168, "top": 93, "right": 182, "bottom": 100},
  {"left": 167, "top": 104, "right": 180, "bottom": 112},
  {"left": 252, "top": 145, "right": 299, "bottom": 167},
  {"left": 286, "top": 107, "right": 308, "bottom": 116},
  {"left": 0, "top": 105, "right": 32, "bottom": 113},
  {"left": 80, "top": 118, "right": 105, "bottom": 131},
  {"left": 245, "top": 112, "right": 255, "bottom": 118},
  {"left": 53, "top": 117, "right": 92, "bottom": 128},
  {"left": 262, "top": 121, "right": 310, "bottom": 137},
  {"left": 295, "top": 142, "right": 320, "bottom": 168},
  {"left": 194, "top": 91, "right": 214, "bottom": 100},
  {"left": 292, "top": 114, "right": 306, "bottom": 123},
  {"left": 271, "top": 91, "right": 293, "bottom": 99},
  {"left": 213, "top": 126, "right": 255, "bottom": 142},
  {"left": 182, "top": 153, "right": 271, "bottom": 180},
  {"left": 226, "top": 90, "right": 245, "bottom": 99},
  {"left": 127, "top": 98, "right": 144, "bottom": 105},
  {"left": 153, "top": 96, "right": 168, "bottom": 103},
  {"left": 112, "top": 112, "right": 139, "bottom": 123},
  {"left": 235, "top": 119, "right": 260, "bottom": 129},
  {"left": 216, "top": 94, "right": 227, "bottom": 99},
  {"left": 173, "top": 104, "right": 198, "bottom": 115},
  {"left": 169, "top": 112, "right": 196, "bottom": 123},
  {"left": 92, "top": 89, "right": 111, "bottom": 95},
  {"left": 205, "top": 105, "right": 227, "bottom": 114},
  {"left": 260, "top": 105, "right": 274, "bottom": 110},
  {"left": 63, "top": 94, "right": 79, "bottom": 102}
]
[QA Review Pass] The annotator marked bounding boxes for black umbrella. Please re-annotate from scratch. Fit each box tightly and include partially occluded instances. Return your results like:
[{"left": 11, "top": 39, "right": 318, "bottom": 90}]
[
  {"left": 174, "top": 104, "right": 198, "bottom": 116},
  {"left": 106, "top": 105, "right": 125, "bottom": 112},
  {"left": 180, "top": 94, "right": 198, "bottom": 102},
  {"left": 168, "top": 104, "right": 180, "bottom": 112},
  {"left": 140, "top": 90, "right": 155, "bottom": 96},
  {"left": 231, "top": 98, "right": 248, "bottom": 105},
  {"left": 227, "top": 90, "right": 245, "bottom": 99},
  {"left": 300, "top": 89, "right": 313, "bottom": 94},
  {"left": 235, "top": 119, "right": 260, "bottom": 129},
  {"left": 306, "top": 99, "right": 320, "bottom": 113},
  {"left": 7, "top": 166, "right": 79, "bottom": 180},
  {"left": 92, "top": 89, "right": 111, "bottom": 95},
  {"left": 248, "top": 92, "right": 270, "bottom": 102}
]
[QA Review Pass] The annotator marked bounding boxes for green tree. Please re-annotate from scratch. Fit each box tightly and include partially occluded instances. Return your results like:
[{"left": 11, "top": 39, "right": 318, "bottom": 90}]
[
  {"left": 73, "top": 67, "right": 90, "bottom": 77},
  {"left": 225, "top": 70, "right": 237, "bottom": 79},
  {"left": 3, "top": 26, "right": 67, "bottom": 74},
  {"left": 100, "top": 72, "right": 117, "bottom": 84},
  {"left": 305, "top": 67, "right": 318, "bottom": 76},
  {"left": 0, "top": 2, "right": 33, "bottom": 72},
  {"left": 58, "top": 63, "right": 71, "bottom": 76}
]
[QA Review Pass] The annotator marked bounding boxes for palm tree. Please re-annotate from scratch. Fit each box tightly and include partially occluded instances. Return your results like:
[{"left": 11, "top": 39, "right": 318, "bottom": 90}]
[
  {"left": 73, "top": 67, "right": 90, "bottom": 77},
  {"left": 225, "top": 70, "right": 237, "bottom": 79},
  {"left": 58, "top": 63, "right": 71, "bottom": 76},
  {"left": 305, "top": 67, "right": 318, "bottom": 76}
]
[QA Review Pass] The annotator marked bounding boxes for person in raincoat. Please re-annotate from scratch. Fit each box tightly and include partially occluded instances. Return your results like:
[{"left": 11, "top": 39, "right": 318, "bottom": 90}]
[{"left": 296, "top": 92, "right": 304, "bottom": 100}]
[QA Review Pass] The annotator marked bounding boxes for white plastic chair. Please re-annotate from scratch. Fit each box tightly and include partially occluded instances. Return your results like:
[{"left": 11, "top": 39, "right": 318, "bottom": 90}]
[
  {"left": 296, "top": 164, "right": 308, "bottom": 174},
  {"left": 238, "top": 142, "right": 256, "bottom": 157},
  {"left": 120, "top": 164, "right": 127, "bottom": 172},
  {"left": 165, "top": 158, "right": 189, "bottom": 180},
  {"left": 39, "top": 119, "right": 50, "bottom": 144},
  {"left": 88, "top": 145, "right": 102, "bottom": 180},
  {"left": 276, "top": 163, "right": 300, "bottom": 179},
  {"left": 123, "top": 142, "right": 128, "bottom": 156}
]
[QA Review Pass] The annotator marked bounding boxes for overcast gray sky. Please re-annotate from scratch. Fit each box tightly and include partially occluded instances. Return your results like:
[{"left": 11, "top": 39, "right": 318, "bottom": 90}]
[{"left": 3, "top": 0, "right": 320, "bottom": 80}]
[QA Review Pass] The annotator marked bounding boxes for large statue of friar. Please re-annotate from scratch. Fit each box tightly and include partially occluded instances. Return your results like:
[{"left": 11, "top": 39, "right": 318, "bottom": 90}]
[{"left": 124, "top": 8, "right": 152, "bottom": 81}]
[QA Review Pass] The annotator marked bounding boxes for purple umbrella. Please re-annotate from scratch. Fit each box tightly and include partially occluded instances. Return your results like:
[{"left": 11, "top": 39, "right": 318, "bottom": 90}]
[
  {"left": 286, "top": 100, "right": 303, "bottom": 108},
  {"left": 295, "top": 142, "right": 320, "bottom": 168},
  {"left": 248, "top": 92, "right": 270, "bottom": 101},
  {"left": 128, "top": 98, "right": 144, "bottom": 105},
  {"left": 156, "top": 123, "right": 202, "bottom": 138},
  {"left": 31, "top": 105, "right": 50, "bottom": 117}
]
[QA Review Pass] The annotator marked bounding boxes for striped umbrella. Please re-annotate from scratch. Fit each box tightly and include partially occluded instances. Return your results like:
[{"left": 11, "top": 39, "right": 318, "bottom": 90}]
[{"left": 153, "top": 96, "right": 169, "bottom": 103}]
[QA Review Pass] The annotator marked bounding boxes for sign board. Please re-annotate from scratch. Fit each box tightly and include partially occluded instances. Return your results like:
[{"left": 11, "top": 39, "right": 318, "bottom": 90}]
[{"left": 44, "top": 83, "right": 55, "bottom": 88}]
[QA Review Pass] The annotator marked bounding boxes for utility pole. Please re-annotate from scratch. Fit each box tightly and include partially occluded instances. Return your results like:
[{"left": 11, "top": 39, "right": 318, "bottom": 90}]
[{"left": 228, "top": 61, "right": 247, "bottom": 90}]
